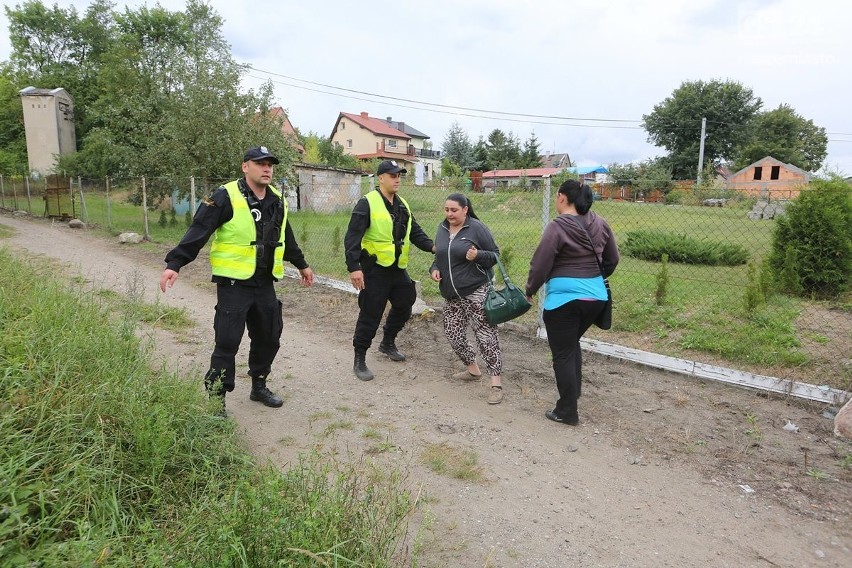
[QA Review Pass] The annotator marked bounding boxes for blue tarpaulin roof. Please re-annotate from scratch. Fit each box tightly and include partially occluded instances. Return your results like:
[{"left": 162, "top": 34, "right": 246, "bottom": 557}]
[{"left": 567, "top": 165, "right": 608, "bottom": 174}]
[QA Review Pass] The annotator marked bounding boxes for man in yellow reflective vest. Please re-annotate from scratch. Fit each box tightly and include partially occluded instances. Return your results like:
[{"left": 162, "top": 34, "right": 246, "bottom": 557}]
[
  {"left": 344, "top": 160, "right": 435, "bottom": 381},
  {"left": 159, "top": 146, "right": 314, "bottom": 415}
]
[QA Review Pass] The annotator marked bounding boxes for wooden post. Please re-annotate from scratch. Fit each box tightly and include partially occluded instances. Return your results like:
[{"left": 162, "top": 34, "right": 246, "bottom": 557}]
[
  {"left": 106, "top": 177, "right": 112, "bottom": 230},
  {"left": 78, "top": 176, "right": 88, "bottom": 224},
  {"left": 25, "top": 175, "right": 32, "bottom": 214},
  {"left": 141, "top": 176, "right": 150, "bottom": 240},
  {"left": 1, "top": 174, "right": 6, "bottom": 209}
]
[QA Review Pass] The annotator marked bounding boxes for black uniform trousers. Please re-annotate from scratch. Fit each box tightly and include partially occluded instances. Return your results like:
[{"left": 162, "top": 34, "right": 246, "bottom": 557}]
[
  {"left": 205, "top": 282, "right": 283, "bottom": 392},
  {"left": 542, "top": 299, "right": 606, "bottom": 420},
  {"left": 352, "top": 264, "right": 417, "bottom": 353}
]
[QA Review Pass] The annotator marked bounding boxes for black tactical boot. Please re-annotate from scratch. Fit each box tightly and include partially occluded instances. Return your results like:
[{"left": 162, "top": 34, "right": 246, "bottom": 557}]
[
  {"left": 378, "top": 340, "right": 406, "bottom": 362},
  {"left": 354, "top": 350, "right": 374, "bottom": 381},
  {"left": 249, "top": 376, "right": 284, "bottom": 408}
]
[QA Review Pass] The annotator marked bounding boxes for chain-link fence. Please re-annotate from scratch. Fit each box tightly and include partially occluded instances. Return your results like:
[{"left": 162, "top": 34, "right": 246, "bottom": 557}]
[{"left": 2, "top": 173, "right": 849, "bottom": 394}]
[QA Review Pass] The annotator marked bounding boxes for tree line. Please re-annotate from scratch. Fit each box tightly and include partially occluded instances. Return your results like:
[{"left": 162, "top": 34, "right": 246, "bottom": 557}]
[
  {"left": 440, "top": 123, "right": 543, "bottom": 175},
  {"left": 441, "top": 78, "right": 828, "bottom": 185},
  {"left": 0, "top": 0, "right": 295, "bottom": 199}
]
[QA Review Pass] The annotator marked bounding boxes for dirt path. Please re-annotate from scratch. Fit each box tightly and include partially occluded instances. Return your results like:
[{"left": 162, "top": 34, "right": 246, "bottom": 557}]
[{"left": 2, "top": 212, "right": 850, "bottom": 568}]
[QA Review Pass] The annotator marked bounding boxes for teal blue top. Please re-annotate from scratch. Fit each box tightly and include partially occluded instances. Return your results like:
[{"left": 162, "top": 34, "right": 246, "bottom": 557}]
[{"left": 543, "top": 276, "right": 608, "bottom": 311}]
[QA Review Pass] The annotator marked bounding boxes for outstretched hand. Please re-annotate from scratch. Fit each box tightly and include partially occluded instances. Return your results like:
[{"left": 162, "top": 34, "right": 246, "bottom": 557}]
[{"left": 160, "top": 269, "right": 178, "bottom": 293}]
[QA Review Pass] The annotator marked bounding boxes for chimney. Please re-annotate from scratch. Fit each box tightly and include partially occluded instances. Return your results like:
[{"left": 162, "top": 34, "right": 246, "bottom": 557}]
[
  {"left": 398, "top": 122, "right": 405, "bottom": 132},
  {"left": 360, "top": 111, "right": 368, "bottom": 118},
  {"left": 386, "top": 116, "right": 393, "bottom": 121}
]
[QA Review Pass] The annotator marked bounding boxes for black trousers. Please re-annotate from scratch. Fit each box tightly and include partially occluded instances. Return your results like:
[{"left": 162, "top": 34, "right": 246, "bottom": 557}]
[
  {"left": 542, "top": 299, "right": 606, "bottom": 420},
  {"left": 352, "top": 265, "right": 417, "bottom": 353},
  {"left": 205, "top": 282, "right": 283, "bottom": 392}
]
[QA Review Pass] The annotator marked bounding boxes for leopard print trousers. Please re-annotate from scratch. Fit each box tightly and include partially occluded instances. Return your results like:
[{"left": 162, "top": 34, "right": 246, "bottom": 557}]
[{"left": 442, "top": 283, "right": 503, "bottom": 376}]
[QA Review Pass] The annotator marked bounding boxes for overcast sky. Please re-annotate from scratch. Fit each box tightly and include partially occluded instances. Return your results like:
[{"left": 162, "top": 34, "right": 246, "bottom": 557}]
[{"left": 2, "top": 0, "right": 851, "bottom": 175}]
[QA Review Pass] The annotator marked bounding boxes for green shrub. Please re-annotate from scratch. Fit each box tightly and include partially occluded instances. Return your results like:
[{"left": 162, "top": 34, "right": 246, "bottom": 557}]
[
  {"left": 768, "top": 176, "right": 852, "bottom": 299},
  {"left": 664, "top": 189, "right": 688, "bottom": 205},
  {"left": 331, "top": 224, "right": 342, "bottom": 254},
  {"left": 778, "top": 245, "right": 804, "bottom": 295},
  {"left": 622, "top": 230, "right": 750, "bottom": 266},
  {"left": 655, "top": 253, "right": 669, "bottom": 305},
  {"left": 743, "top": 260, "right": 763, "bottom": 313},
  {"left": 500, "top": 244, "right": 515, "bottom": 274},
  {"left": 759, "top": 256, "right": 773, "bottom": 299}
]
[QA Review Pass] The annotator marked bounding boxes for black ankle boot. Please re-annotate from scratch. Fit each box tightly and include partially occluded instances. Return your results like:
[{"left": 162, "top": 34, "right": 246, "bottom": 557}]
[
  {"left": 353, "top": 351, "right": 374, "bottom": 381},
  {"left": 249, "top": 377, "right": 283, "bottom": 408},
  {"left": 378, "top": 341, "right": 406, "bottom": 362}
]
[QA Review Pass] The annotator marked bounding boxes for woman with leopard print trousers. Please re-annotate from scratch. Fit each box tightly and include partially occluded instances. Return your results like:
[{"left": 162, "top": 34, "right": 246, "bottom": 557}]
[{"left": 429, "top": 193, "right": 505, "bottom": 405}]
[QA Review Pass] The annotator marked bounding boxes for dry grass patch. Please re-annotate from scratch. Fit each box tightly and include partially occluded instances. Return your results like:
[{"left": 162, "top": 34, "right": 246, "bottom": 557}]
[{"left": 420, "top": 442, "right": 485, "bottom": 482}]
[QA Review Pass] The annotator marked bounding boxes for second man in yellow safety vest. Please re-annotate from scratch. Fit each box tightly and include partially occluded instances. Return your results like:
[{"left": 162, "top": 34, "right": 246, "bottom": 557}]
[{"left": 344, "top": 160, "right": 435, "bottom": 381}]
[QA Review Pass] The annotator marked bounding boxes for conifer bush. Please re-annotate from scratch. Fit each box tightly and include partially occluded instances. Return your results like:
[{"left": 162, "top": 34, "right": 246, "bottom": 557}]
[
  {"left": 622, "top": 230, "right": 749, "bottom": 266},
  {"left": 768, "top": 176, "right": 852, "bottom": 299}
]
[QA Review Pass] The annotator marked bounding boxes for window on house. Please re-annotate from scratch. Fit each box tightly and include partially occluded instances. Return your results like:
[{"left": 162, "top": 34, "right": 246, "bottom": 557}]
[
  {"left": 753, "top": 166, "right": 763, "bottom": 180},
  {"left": 770, "top": 166, "right": 780, "bottom": 180},
  {"left": 387, "top": 139, "right": 397, "bottom": 148},
  {"left": 347, "top": 139, "right": 352, "bottom": 148},
  {"left": 340, "top": 122, "right": 345, "bottom": 130}
]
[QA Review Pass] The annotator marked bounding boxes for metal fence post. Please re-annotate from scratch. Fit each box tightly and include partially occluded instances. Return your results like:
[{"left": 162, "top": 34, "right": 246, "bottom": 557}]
[
  {"left": 12, "top": 177, "right": 18, "bottom": 210},
  {"left": 190, "top": 176, "right": 196, "bottom": 216},
  {"left": 542, "top": 175, "right": 551, "bottom": 232},
  {"left": 69, "top": 176, "right": 76, "bottom": 219},
  {"left": 536, "top": 175, "right": 552, "bottom": 330},
  {"left": 1, "top": 174, "right": 5, "bottom": 209},
  {"left": 142, "top": 176, "right": 150, "bottom": 240}
]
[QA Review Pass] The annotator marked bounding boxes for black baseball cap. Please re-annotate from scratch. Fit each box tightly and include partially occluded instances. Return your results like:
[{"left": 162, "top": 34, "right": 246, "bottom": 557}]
[
  {"left": 243, "top": 146, "right": 280, "bottom": 164},
  {"left": 376, "top": 160, "right": 407, "bottom": 175}
]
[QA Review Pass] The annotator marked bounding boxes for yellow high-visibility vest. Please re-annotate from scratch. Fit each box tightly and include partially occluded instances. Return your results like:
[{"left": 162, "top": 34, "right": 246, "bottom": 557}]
[
  {"left": 209, "top": 181, "right": 287, "bottom": 279},
  {"left": 362, "top": 190, "right": 411, "bottom": 268}
]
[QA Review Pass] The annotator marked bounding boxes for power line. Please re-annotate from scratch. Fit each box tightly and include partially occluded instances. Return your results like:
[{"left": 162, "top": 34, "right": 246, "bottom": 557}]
[
  {"left": 247, "top": 65, "right": 642, "bottom": 124},
  {"left": 245, "top": 66, "right": 852, "bottom": 138},
  {"left": 245, "top": 73, "right": 644, "bottom": 130}
]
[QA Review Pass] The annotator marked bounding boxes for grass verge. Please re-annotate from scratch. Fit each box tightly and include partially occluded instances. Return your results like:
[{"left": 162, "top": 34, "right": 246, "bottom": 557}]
[{"left": 0, "top": 246, "right": 414, "bottom": 567}]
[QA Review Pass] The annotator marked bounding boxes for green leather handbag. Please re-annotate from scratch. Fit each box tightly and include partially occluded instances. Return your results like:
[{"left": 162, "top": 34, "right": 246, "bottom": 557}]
[{"left": 483, "top": 255, "right": 532, "bottom": 325}]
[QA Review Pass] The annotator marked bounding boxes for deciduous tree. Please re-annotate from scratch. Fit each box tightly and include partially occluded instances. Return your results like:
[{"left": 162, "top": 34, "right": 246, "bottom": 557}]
[
  {"left": 642, "top": 79, "right": 762, "bottom": 179},
  {"left": 734, "top": 104, "right": 827, "bottom": 172}
]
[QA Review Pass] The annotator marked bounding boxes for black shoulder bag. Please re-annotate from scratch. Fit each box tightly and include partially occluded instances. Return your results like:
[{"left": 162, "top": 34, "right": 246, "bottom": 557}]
[{"left": 570, "top": 217, "right": 612, "bottom": 330}]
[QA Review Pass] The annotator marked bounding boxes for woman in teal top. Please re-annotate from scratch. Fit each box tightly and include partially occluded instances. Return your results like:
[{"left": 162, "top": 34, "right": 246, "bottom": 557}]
[{"left": 525, "top": 180, "right": 619, "bottom": 425}]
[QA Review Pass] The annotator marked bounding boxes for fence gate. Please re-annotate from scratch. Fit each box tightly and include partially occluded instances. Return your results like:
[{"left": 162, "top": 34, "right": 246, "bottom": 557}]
[{"left": 43, "top": 175, "right": 74, "bottom": 220}]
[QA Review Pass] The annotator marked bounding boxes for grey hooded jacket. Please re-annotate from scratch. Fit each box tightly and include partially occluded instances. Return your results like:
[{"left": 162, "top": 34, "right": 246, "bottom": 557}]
[{"left": 430, "top": 217, "right": 499, "bottom": 300}]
